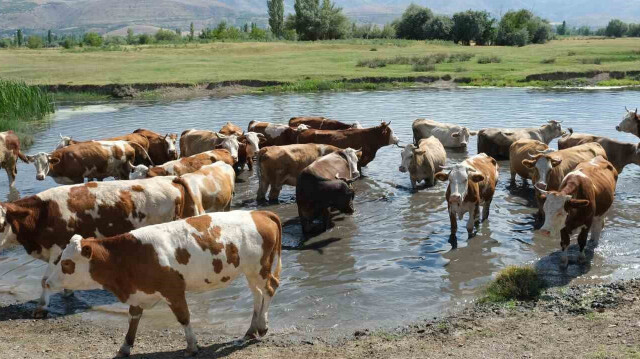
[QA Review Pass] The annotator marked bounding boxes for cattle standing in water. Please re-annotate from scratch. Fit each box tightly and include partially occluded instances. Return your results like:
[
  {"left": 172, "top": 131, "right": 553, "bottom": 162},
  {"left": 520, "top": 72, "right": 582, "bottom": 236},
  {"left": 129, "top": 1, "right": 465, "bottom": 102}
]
[
  {"left": 235, "top": 132, "right": 264, "bottom": 171},
  {"left": 179, "top": 129, "right": 240, "bottom": 161},
  {"left": 56, "top": 133, "right": 154, "bottom": 166},
  {"left": 509, "top": 139, "right": 552, "bottom": 185},
  {"left": 558, "top": 132, "right": 640, "bottom": 173},
  {"left": 0, "top": 177, "right": 202, "bottom": 317},
  {"left": 257, "top": 144, "right": 342, "bottom": 202},
  {"left": 130, "top": 149, "right": 234, "bottom": 179},
  {"left": 0, "top": 131, "right": 30, "bottom": 188},
  {"left": 132, "top": 129, "right": 179, "bottom": 165},
  {"left": 176, "top": 162, "right": 236, "bottom": 213},
  {"left": 399, "top": 137, "right": 446, "bottom": 188},
  {"left": 522, "top": 142, "right": 606, "bottom": 220},
  {"left": 477, "top": 120, "right": 564, "bottom": 159},
  {"left": 616, "top": 107, "right": 640, "bottom": 138},
  {"left": 289, "top": 117, "right": 363, "bottom": 130},
  {"left": 538, "top": 156, "right": 618, "bottom": 267},
  {"left": 297, "top": 121, "right": 399, "bottom": 168},
  {"left": 296, "top": 148, "right": 360, "bottom": 235},
  {"left": 28, "top": 141, "right": 136, "bottom": 184},
  {"left": 219, "top": 122, "right": 244, "bottom": 137},
  {"left": 435, "top": 154, "right": 499, "bottom": 237},
  {"left": 45, "top": 210, "right": 281, "bottom": 357},
  {"left": 248, "top": 121, "right": 309, "bottom": 146},
  {"left": 412, "top": 119, "right": 477, "bottom": 148}
]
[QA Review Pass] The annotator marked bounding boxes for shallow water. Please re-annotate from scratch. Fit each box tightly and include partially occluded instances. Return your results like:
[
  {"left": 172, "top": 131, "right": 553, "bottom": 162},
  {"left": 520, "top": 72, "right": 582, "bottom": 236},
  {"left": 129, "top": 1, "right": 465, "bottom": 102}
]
[{"left": 1, "top": 88, "right": 639, "bottom": 338}]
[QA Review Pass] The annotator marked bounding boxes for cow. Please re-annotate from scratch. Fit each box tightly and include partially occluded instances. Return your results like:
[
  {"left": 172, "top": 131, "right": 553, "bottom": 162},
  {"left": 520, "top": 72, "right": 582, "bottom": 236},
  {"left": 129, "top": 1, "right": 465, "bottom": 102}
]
[
  {"left": 477, "top": 120, "right": 564, "bottom": 159},
  {"left": 558, "top": 132, "right": 640, "bottom": 173},
  {"left": 297, "top": 121, "right": 399, "bottom": 168},
  {"left": 616, "top": 107, "right": 640, "bottom": 138},
  {"left": 289, "top": 116, "right": 363, "bottom": 130},
  {"left": 133, "top": 129, "right": 179, "bottom": 165},
  {"left": 176, "top": 162, "right": 236, "bottom": 213},
  {"left": 538, "top": 156, "right": 618, "bottom": 267},
  {"left": 399, "top": 136, "right": 446, "bottom": 188},
  {"left": 130, "top": 149, "right": 234, "bottom": 179},
  {"left": 296, "top": 148, "right": 360, "bottom": 235},
  {"left": 44, "top": 210, "right": 281, "bottom": 357},
  {"left": 179, "top": 129, "right": 240, "bottom": 161},
  {"left": 435, "top": 154, "right": 499, "bottom": 237},
  {"left": 219, "top": 122, "right": 244, "bottom": 137},
  {"left": 27, "top": 141, "right": 136, "bottom": 184},
  {"left": 0, "top": 176, "right": 202, "bottom": 317},
  {"left": 412, "top": 119, "right": 477, "bottom": 148},
  {"left": 236, "top": 132, "right": 264, "bottom": 171},
  {"left": 247, "top": 121, "right": 309, "bottom": 146},
  {"left": 56, "top": 133, "right": 153, "bottom": 166},
  {"left": 508, "top": 139, "right": 552, "bottom": 185},
  {"left": 0, "top": 131, "right": 30, "bottom": 188},
  {"left": 257, "top": 144, "right": 342, "bottom": 202}
]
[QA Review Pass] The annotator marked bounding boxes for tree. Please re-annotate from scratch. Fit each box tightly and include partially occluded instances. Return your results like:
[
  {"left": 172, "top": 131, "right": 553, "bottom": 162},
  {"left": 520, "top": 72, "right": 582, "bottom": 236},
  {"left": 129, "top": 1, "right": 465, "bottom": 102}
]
[
  {"left": 83, "top": 32, "right": 103, "bottom": 47},
  {"left": 556, "top": 20, "right": 567, "bottom": 35},
  {"left": 495, "top": 9, "right": 552, "bottom": 46},
  {"left": 189, "top": 22, "right": 195, "bottom": 41},
  {"left": 605, "top": 19, "right": 628, "bottom": 38},
  {"left": 628, "top": 23, "right": 640, "bottom": 37},
  {"left": 318, "top": 0, "right": 349, "bottom": 40},
  {"left": 47, "top": 30, "right": 53, "bottom": 46},
  {"left": 395, "top": 4, "right": 433, "bottom": 40},
  {"left": 291, "top": 0, "right": 347, "bottom": 41},
  {"left": 293, "top": 0, "right": 321, "bottom": 40},
  {"left": 267, "top": 0, "right": 285, "bottom": 38},
  {"left": 16, "top": 29, "right": 23, "bottom": 47},
  {"left": 26, "top": 36, "right": 44, "bottom": 49},
  {"left": 126, "top": 28, "right": 135, "bottom": 44},
  {"left": 155, "top": 28, "right": 178, "bottom": 42},
  {"left": 577, "top": 26, "right": 591, "bottom": 36},
  {"left": 424, "top": 15, "right": 453, "bottom": 40},
  {"left": 451, "top": 10, "right": 495, "bottom": 45}
]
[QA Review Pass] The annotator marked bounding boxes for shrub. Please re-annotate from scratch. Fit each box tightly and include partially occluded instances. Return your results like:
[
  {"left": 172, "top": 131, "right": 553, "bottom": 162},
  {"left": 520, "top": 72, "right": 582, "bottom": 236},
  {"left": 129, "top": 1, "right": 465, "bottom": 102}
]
[
  {"left": 0, "top": 79, "right": 55, "bottom": 147},
  {"left": 395, "top": 4, "right": 433, "bottom": 40},
  {"left": 155, "top": 28, "right": 178, "bottom": 42},
  {"left": 627, "top": 23, "right": 640, "bottom": 37},
  {"left": 567, "top": 50, "right": 577, "bottom": 56},
  {"left": 424, "top": 15, "right": 452, "bottom": 40},
  {"left": 541, "top": 57, "right": 556, "bottom": 64},
  {"left": 26, "top": 36, "right": 44, "bottom": 49},
  {"left": 0, "top": 38, "right": 11, "bottom": 48},
  {"left": 104, "top": 36, "right": 126, "bottom": 45},
  {"left": 138, "top": 34, "right": 153, "bottom": 44},
  {"left": 356, "top": 58, "right": 387, "bottom": 68},
  {"left": 451, "top": 10, "right": 495, "bottom": 45},
  {"left": 482, "top": 266, "right": 543, "bottom": 302},
  {"left": 83, "top": 32, "right": 103, "bottom": 47},
  {"left": 283, "top": 29, "right": 297, "bottom": 41},
  {"left": 454, "top": 66, "right": 466, "bottom": 72},
  {"left": 495, "top": 9, "right": 552, "bottom": 46},
  {"left": 477, "top": 55, "right": 501, "bottom": 64},
  {"left": 61, "top": 37, "right": 76, "bottom": 49},
  {"left": 448, "top": 53, "right": 474, "bottom": 62},
  {"left": 605, "top": 19, "right": 628, "bottom": 38},
  {"left": 412, "top": 63, "right": 435, "bottom": 72},
  {"left": 580, "top": 57, "right": 602, "bottom": 64}
]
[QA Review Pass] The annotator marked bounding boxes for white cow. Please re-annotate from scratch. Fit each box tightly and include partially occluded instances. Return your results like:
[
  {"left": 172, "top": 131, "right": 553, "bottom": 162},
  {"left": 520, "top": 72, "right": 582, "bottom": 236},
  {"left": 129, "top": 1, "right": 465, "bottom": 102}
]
[
  {"left": 412, "top": 119, "right": 477, "bottom": 148},
  {"left": 616, "top": 107, "right": 640, "bottom": 138},
  {"left": 399, "top": 136, "right": 446, "bottom": 188}
]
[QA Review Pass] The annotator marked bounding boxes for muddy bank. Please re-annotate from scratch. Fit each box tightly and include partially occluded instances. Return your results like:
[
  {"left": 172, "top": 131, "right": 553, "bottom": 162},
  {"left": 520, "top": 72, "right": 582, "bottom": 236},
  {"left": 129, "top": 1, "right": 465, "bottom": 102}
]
[{"left": 1, "top": 279, "right": 638, "bottom": 358}]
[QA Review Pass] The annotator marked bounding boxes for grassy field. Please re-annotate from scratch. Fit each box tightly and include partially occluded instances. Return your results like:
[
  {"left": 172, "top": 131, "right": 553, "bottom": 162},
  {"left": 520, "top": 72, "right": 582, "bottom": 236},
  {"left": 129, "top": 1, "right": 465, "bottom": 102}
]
[{"left": 1, "top": 38, "right": 640, "bottom": 94}]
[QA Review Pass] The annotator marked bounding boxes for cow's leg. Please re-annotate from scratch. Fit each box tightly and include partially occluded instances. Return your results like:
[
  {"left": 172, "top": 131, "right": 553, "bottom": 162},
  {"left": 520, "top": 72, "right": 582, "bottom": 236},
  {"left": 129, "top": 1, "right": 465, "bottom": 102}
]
[
  {"left": 577, "top": 225, "right": 590, "bottom": 264},
  {"left": 482, "top": 198, "right": 493, "bottom": 222},
  {"left": 509, "top": 168, "right": 516, "bottom": 185},
  {"left": 247, "top": 157, "right": 254, "bottom": 171},
  {"left": 268, "top": 184, "right": 282, "bottom": 203},
  {"left": 590, "top": 215, "right": 605, "bottom": 243},
  {"left": 117, "top": 306, "right": 143, "bottom": 357},
  {"left": 466, "top": 208, "right": 476, "bottom": 235},
  {"left": 449, "top": 211, "right": 457, "bottom": 237},
  {"left": 5, "top": 158, "right": 16, "bottom": 187},
  {"left": 34, "top": 259, "right": 58, "bottom": 318},
  {"left": 244, "top": 278, "right": 265, "bottom": 339},
  {"left": 410, "top": 177, "right": 417, "bottom": 190},
  {"left": 168, "top": 296, "right": 198, "bottom": 356},
  {"left": 322, "top": 207, "right": 333, "bottom": 231},
  {"left": 257, "top": 177, "right": 269, "bottom": 202},
  {"left": 560, "top": 228, "right": 571, "bottom": 268}
]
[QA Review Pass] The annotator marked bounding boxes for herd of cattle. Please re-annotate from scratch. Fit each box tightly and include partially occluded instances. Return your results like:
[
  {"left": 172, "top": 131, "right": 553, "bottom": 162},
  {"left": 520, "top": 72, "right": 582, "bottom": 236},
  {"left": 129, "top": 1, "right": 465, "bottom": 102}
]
[{"left": 0, "top": 108, "right": 638, "bottom": 356}]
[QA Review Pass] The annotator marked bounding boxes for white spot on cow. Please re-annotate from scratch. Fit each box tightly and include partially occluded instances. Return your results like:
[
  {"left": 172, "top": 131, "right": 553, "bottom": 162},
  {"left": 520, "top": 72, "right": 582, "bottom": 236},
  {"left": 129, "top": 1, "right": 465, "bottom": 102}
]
[
  {"left": 265, "top": 124, "right": 289, "bottom": 138},
  {"left": 130, "top": 165, "right": 150, "bottom": 179},
  {"left": 539, "top": 192, "right": 572, "bottom": 237}
]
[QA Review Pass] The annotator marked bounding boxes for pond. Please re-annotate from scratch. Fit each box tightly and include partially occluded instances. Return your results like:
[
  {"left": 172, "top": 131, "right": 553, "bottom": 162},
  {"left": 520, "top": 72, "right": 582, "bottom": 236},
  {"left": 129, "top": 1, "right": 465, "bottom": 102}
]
[{"left": 1, "top": 88, "right": 639, "bottom": 339}]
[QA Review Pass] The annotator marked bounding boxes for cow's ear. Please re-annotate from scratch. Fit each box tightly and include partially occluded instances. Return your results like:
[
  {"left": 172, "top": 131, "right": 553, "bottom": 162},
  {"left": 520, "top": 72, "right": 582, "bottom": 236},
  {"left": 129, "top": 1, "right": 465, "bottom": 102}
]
[
  {"left": 568, "top": 199, "right": 590, "bottom": 208},
  {"left": 469, "top": 130, "right": 478, "bottom": 136},
  {"left": 451, "top": 132, "right": 460, "bottom": 138},
  {"left": 356, "top": 150, "right": 362, "bottom": 159},
  {"left": 414, "top": 149, "right": 426, "bottom": 155},
  {"left": 550, "top": 157, "right": 562, "bottom": 167},
  {"left": 81, "top": 245, "right": 92, "bottom": 259},
  {"left": 435, "top": 172, "right": 449, "bottom": 181},
  {"left": 522, "top": 159, "right": 536, "bottom": 168},
  {"left": 49, "top": 157, "right": 61, "bottom": 165},
  {"left": 470, "top": 173, "right": 485, "bottom": 183}
]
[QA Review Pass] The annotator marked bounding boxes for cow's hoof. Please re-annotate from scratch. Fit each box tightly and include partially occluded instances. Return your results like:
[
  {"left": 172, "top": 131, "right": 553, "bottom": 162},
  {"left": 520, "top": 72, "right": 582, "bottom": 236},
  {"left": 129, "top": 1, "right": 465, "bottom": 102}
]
[
  {"left": 184, "top": 346, "right": 199, "bottom": 357},
  {"left": 578, "top": 252, "right": 586, "bottom": 264},
  {"left": 33, "top": 308, "right": 48, "bottom": 319},
  {"left": 258, "top": 328, "right": 268, "bottom": 337},
  {"left": 560, "top": 256, "right": 569, "bottom": 269},
  {"left": 116, "top": 349, "right": 131, "bottom": 357},
  {"left": 62, "top": 289, "right": 74, "bottom": 298}
]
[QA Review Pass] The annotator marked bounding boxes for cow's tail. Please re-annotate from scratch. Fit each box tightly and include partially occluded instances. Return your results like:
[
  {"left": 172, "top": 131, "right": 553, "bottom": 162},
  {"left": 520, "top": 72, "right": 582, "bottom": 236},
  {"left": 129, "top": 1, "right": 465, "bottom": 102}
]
[
  {"left": 173, "top": 177, "right": 205, "bottom": 217},
  {"left": 16, "top": 150, "right": 29, "bottom": 164},
  {"left": 127, "top": 141, "right": 154, "bottom": 167},
  {"left": 263, "top": 211, "right": 282, "bottom": 298}
]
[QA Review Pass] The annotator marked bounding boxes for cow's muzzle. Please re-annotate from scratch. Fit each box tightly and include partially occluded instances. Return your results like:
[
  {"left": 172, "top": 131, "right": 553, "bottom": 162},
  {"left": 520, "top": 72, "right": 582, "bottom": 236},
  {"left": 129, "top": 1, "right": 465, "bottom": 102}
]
[
  {"left": 535, "top": 182, "right": 547, "bottom": 191},
  {"left": 36, "top": 174, "right": 45, "bottom": 181},
  {"left": 539, "top": 229, "right": 551, "bottom": 237},
  {"left": 615, "top": 126, "right": 621, "bottom": 132},
  {"left": 399, "top": 166, "right": 406, "bottom": 173},
  {"left": 449, "top": 194, "right": 462, "bottom": 204}
]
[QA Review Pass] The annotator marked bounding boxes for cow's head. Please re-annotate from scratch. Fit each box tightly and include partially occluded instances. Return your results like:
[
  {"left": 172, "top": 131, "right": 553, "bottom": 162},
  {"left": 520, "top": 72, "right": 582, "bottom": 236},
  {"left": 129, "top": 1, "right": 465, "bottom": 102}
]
[
  {"left": 379, "top": 121, "right": 399, "bottom": 145},
  {"left": 26, "top": 152, "right": 59, "bottom": 181},
  {"left": 538, "top": 190, "right": 589, "bottom": 237},
  {"left": 334, "top": 174, "right": 357, "bottom": 214},
  {"left": 296, "top": 124, "right": 310, "bottom": 132},
  {"left": 616, "top": 107, "right": 639, "bottom": 135},
  {"left": 341, "top": 147, "right": 360, "bottom": 178},
  {"left": 435, "top": 164, "right": 485, "bottom": 205},
  {"left": 522, "top": 151, "right": 561, "bottom": 190},
  {"left": 399, "top": 144, "right": 422, "bottom": 173},
  {"left": 241, "top": 132, "right": 264, "bottom": 158},
  {"left": 215, "top": 134, "right": 240, "bottom": 163},
  {"left": 352, "top": 121, "right": 364, "bottom": 129},
  {"left": 129, "top": 165, "right": 149, "bottom": 179},
  {"left": 55, "top": 134, "right": 73, "bottom": 150},
  {"left": 541, "top": 120, "right": 564, "bottom": 138},
  {"left": 450, "top": 127, "right": 477, "bottom": 147},
  {"left": 163, "top": 134, "right": 178, "bottom": 160},
  {"left": 46, "top": 235, "right": 103, "bottom": 293}
]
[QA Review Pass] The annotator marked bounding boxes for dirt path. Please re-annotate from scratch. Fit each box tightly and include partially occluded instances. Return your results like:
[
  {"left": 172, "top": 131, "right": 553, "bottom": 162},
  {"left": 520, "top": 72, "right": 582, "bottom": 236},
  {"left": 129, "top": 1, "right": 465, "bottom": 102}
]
[{"left": 1, "top": 280, "right": 639, "bottom": 359}]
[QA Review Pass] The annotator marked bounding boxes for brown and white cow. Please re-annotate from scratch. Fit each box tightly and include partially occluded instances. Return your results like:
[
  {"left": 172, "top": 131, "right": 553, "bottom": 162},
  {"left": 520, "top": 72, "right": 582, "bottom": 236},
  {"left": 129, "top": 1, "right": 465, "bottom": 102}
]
[
  {"left": 297, "top": 121, "right": 399, "bottom": 168},
  {"left": 435, "top": 154, "right": 499, "bottom": 237},
  {"left": 219, "top": 122, "right": 244, "bottom": 137},
  {"left": 289, "top": 117, "right": 363, "bottom": 130},
  {"left": 0, "top": 177, "right": 202, "bottom": 317},
  {"left": 477, "top": 120, "right": 564, "bottom": 159},
  {"left": 177, "top": 162, "right": 236, "bottom": 213},
  {"left": 257, "top": 143, "right": 342, "bottom": 202},
  {"left": 296, "top": 148, "right": 360, "bottom": 235},
  {"left": 248, "top": 121, "right": 309, "bottom": 146},
  {"left": 28, "top": 140, "right": 136, "bottom": 184},
  {"left": 399, "top": 136, "right": 446, "bottom": 188},
  {"left": 616, "top": 107, "right": 640, "bottom": 138},
  {"left": 179, "top": 129, "right": 240, "bottom": 161},
  {"left": 45, "top": 210, "right": 281, "bottom": 357},
  {"left": 538, "top": 156, "right": 618, "bottom": 267},
  {"left": 132, "top": 129, "right": 179, "bottom": 165},
  {"left": 558, "top": 132, "right": 640, "bottom": 173},
  {"left": 0, "top": 131, "right": 30, "bottom": 188},
  {"left": 130, "top": 149, "right": 234, "bottom": 179},
  {"left": 412, "top": 119, "right": 477, "bottom": 148},
  {"left": 57, "top": 133, "right": 154, "bottom": 166},
  {"left": 508, "top": 139, "right": 552, "bottom": 185},
  {"left": 235, "top": 132, "right": 265, "bottom": 171}
]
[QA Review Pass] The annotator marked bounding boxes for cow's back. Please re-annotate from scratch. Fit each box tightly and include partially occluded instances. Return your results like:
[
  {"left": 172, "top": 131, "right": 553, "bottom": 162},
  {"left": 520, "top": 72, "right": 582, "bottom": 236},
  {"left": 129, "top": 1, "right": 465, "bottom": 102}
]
[
  {"left": 573, "top": 157, "right": 618, "bottom": 217},
  {"left": 417, "top": 137, "right": 446, "bottom": 174},
  {"left": 509, "top": 139, "right": 549, "bottom": 179},
  {"left": 305, "top": 152, "right": 350, "bottom": 180},
  {"left": 466, "top": 154, "right": 499, "bottom": 201},
  {"left": 180, "top": 130, "right": 218, "bottom": 157},
  {"left": 546, "top": 143, "right": 606, "bottom": 191}
]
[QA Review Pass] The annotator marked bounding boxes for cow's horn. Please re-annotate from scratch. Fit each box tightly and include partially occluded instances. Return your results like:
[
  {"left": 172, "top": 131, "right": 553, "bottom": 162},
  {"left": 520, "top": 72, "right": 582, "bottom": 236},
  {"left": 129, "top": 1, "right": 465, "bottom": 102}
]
[{"left": 625, "top": 106, "right": 629, "bottom": 112}]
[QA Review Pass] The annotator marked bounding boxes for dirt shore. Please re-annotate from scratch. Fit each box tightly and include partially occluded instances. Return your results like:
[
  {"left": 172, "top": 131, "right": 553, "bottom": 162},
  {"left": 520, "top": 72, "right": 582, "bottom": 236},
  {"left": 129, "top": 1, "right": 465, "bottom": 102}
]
[{"left": 1, "top": 280, "right": 639, "bottom": 359}]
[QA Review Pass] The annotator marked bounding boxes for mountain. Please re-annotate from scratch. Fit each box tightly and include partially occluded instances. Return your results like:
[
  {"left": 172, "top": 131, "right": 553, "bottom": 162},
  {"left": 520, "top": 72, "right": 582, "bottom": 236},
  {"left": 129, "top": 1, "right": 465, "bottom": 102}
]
[{"left": 1, "top": 0, "right": 640, "bottom": 33}]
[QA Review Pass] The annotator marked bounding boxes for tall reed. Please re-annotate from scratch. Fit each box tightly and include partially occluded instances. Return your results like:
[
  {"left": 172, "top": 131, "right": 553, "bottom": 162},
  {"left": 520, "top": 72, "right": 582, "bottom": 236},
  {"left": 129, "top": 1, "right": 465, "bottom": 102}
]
[{"left": 0, "top": 80, "right": 55, "bottom": 147}]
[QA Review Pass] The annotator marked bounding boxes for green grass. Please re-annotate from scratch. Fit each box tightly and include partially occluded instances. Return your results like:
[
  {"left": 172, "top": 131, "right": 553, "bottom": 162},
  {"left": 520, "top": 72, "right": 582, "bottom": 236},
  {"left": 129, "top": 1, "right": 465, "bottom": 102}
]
[
  {"left": 480, "top": 266, "right": 544, "bottom": 303},
  {"left": 0, "top": 80, "right": 55, "bottom": 147}
]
